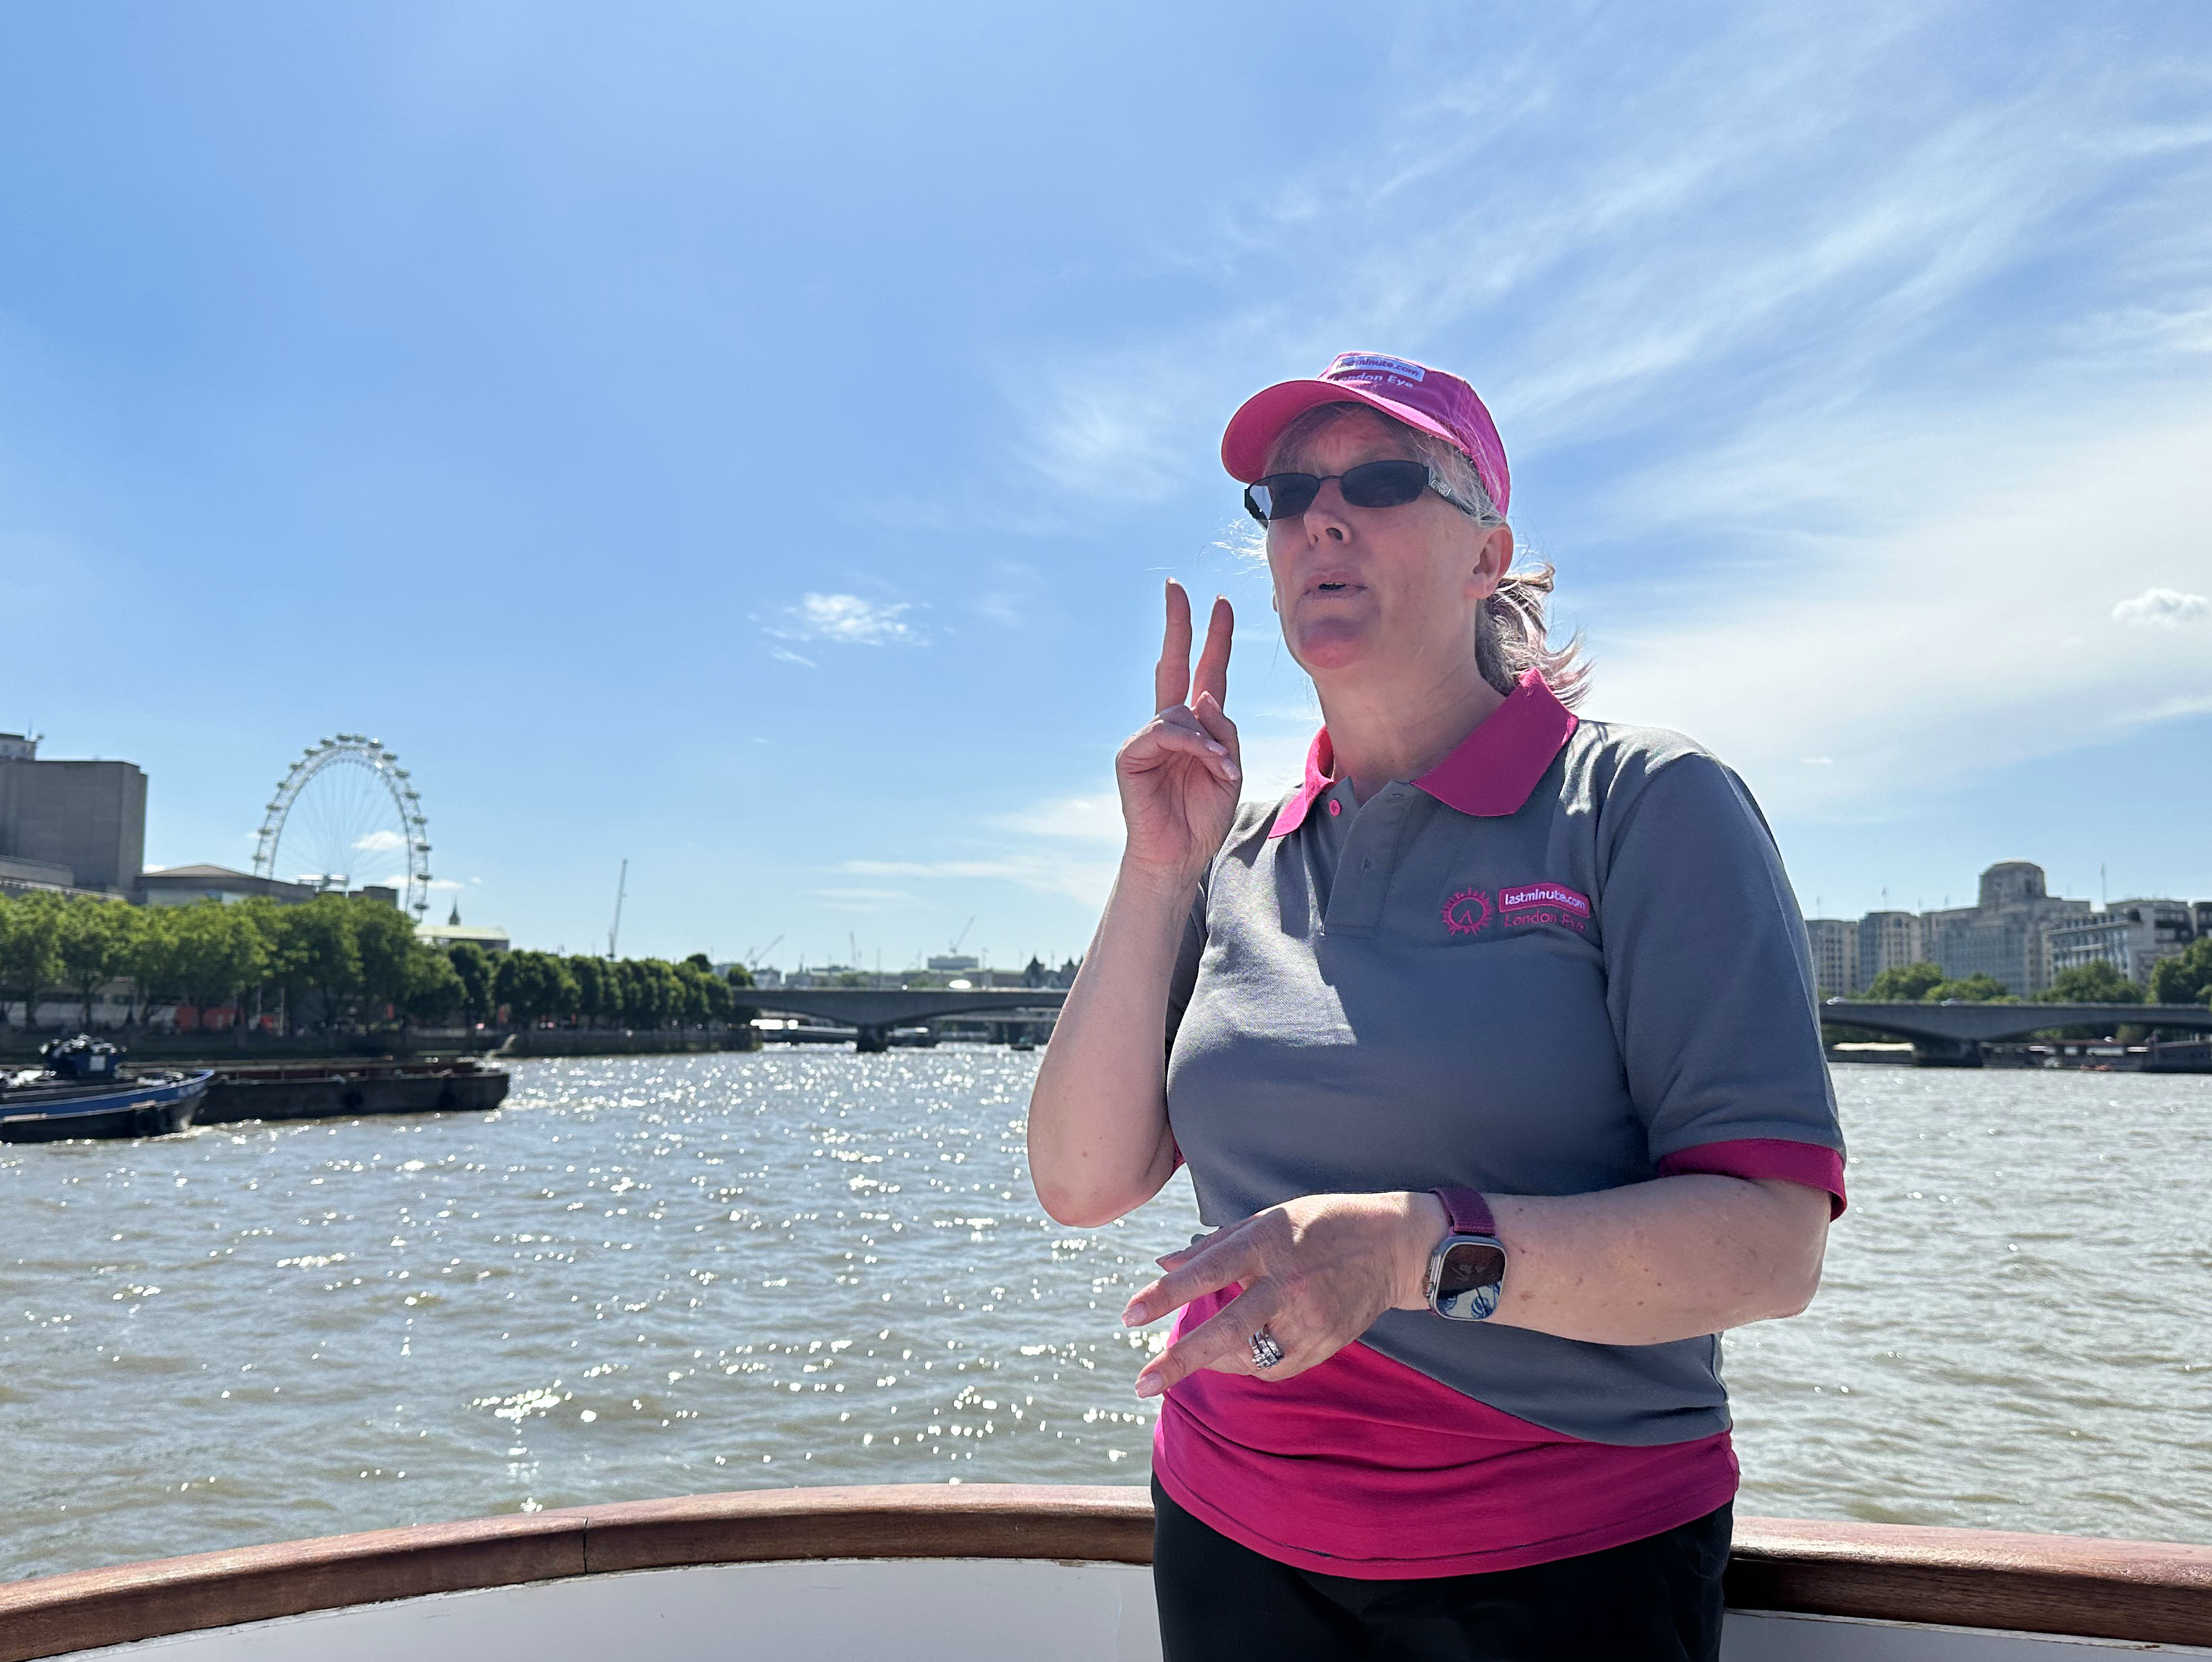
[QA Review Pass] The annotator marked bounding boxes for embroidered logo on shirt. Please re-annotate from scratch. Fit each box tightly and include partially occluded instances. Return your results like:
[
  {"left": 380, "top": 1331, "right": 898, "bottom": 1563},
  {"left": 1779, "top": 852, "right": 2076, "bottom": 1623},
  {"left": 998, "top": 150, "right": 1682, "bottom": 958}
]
[
  {"left": 1498, "top": 881, "right": 1592, "bottom": 933},
  {"left": 1441, "top": 887, "right": 1493, "bottom": 936}
]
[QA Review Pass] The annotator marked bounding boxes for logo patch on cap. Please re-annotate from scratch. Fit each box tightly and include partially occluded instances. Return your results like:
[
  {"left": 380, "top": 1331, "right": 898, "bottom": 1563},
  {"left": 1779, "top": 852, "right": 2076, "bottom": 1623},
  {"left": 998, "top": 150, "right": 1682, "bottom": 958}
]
[{"left": 1329, "top": 352, "right": 1427, "bottom": 387}]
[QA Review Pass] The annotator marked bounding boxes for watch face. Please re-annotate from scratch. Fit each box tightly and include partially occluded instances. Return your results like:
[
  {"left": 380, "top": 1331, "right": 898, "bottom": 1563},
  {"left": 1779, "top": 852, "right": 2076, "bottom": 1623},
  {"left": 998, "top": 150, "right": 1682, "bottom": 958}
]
[{"left": 1435, "top": 1239, "right": 1506, "bottom": 1321}]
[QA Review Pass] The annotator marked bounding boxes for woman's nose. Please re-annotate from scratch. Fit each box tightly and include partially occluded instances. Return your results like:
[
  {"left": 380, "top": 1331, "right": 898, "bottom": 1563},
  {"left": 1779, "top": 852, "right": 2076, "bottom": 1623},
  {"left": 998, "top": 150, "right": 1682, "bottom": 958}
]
[{"left": 1303, "top": 480, "right": 1354, "bottom": 539}]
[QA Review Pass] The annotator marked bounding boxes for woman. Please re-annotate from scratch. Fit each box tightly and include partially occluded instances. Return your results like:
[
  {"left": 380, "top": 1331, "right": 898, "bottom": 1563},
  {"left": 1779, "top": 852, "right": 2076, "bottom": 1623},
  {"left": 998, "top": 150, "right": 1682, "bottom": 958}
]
[{"left": 1028, "top": 352, "right": 1845, "bottom": 1661}]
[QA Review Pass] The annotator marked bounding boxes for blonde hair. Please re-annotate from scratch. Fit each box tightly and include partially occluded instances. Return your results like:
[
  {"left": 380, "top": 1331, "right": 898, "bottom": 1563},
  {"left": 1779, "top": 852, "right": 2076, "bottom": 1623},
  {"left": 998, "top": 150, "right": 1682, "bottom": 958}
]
[{"left": 1264, "top": 402, "right": 1591, "bottom": 707}]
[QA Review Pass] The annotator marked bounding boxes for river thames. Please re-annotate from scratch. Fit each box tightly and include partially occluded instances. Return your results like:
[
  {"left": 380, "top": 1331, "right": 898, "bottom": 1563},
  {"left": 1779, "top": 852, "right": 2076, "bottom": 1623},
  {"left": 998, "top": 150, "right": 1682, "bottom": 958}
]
[{"left": 3, "top": 1052, "right": 2208, "bottom": 1581}]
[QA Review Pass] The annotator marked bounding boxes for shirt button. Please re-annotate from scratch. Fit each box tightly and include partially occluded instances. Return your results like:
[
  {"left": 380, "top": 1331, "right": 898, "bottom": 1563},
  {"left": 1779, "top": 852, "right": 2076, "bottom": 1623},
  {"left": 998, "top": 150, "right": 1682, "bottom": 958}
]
[{"left": 1327, "top": 799, "right": 1341, "bottom": 817}]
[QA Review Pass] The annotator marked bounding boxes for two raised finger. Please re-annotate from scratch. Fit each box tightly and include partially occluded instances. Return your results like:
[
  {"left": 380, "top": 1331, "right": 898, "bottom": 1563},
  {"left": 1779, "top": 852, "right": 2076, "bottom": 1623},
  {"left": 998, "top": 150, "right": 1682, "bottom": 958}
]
[{"left": 1156, "top": 581, "right": 1235, "bottom": 713}]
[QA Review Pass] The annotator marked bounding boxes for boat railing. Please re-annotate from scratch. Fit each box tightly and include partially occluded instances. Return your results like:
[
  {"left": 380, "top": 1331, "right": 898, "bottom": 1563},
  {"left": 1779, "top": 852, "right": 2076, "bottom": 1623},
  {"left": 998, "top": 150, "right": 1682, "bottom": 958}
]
[{"left": 0, "top": 1485, "right": 2206, "bottom": 1660}]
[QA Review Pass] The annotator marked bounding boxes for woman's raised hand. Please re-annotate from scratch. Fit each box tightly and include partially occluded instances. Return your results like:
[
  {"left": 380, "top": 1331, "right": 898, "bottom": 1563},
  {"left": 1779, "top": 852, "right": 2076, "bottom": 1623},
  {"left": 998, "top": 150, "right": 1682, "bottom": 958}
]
[{"left": 1116, "top": 580, "right": 1239, "bottom": 886}]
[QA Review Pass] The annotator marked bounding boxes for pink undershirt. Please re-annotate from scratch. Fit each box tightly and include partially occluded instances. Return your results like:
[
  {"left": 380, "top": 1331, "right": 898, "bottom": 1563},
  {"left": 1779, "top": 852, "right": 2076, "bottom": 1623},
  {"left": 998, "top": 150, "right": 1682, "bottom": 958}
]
[{"left": 1150, "top": 1139, "right": 1847, "bottom": 1579}]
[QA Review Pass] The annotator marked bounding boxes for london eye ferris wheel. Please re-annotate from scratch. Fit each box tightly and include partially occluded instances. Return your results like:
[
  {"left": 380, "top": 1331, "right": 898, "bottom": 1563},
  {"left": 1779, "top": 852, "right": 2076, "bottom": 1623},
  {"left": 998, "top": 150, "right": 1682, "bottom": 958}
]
[{"left": 251, "top": 735, "right": 433, "bottom": 919}]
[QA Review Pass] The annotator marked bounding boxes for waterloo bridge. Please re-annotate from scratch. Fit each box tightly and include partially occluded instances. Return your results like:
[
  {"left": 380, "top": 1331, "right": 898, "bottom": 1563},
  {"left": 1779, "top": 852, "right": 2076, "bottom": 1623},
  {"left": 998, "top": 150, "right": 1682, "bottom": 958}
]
[
  {"left": 739, "top": 986, "right": 1068, "bottom": 1052},
  {"left": 733, "top": 986, "right": 2211, "bottom": 1063},
  {"left": 1820, "top": 1001, "right": 2212, "bottom": 1066}
]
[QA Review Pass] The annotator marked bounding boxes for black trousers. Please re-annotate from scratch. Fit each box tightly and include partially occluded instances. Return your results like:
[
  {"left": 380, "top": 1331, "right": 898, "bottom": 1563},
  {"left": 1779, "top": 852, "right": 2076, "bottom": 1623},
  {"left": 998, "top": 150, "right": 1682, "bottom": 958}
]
[{"left": 1151, "top": 1479, "right": 1731, "bottom": 1662}]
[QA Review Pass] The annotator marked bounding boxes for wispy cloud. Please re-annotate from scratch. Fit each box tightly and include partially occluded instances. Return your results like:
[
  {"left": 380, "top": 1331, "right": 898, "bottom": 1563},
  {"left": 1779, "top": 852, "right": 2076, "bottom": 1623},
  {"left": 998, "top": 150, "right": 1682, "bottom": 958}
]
[
  {"left": 1010, "top": 6, "right": 2212, "bottom": 822},
  {"left": 352, "top": 830, "right": 406, "bottom": 853},
  {"left": 843, "top": 854, "right": 1117, "bottom": 908},
  {"left": 768, "top": 592, "right": 920, "bottom": 647},
  {"left": 2114, "top": 587, "right": 2211, "bottom": 629}
]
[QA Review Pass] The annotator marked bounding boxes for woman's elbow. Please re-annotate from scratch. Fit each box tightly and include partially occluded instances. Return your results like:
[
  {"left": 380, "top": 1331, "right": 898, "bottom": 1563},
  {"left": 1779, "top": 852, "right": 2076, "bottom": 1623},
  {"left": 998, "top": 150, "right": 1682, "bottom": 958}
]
[
  {"left": 1737, "top": 1181, "right": 1830, "bottom": 1321},
  {"left": 1759, "top": 1219, "right": 1830, "bottom": 1319},
  {"left": 1032, "top": 1148, "right": 1172, "bottom": 1229},
  {"left": 1761, "top": 1258, "right": 1822, "bottom": 1321},
  {"left": 1032, "top": 1176, "right": 1134, "bottom": 1231}
]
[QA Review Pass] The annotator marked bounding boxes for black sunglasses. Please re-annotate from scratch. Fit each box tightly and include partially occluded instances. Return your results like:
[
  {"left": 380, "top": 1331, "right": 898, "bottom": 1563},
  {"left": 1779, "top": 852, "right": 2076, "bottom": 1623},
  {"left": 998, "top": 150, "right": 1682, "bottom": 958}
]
[{"left": 1243, "top": 458, "right": 1477, "bottom": 526}]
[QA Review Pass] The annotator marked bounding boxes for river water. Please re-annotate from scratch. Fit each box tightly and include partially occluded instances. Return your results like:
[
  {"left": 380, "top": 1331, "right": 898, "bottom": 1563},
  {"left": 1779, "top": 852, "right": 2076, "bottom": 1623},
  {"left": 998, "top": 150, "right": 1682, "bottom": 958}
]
[{"left": 3, "top": 1053, "right": 2208, "bottom": 1582}]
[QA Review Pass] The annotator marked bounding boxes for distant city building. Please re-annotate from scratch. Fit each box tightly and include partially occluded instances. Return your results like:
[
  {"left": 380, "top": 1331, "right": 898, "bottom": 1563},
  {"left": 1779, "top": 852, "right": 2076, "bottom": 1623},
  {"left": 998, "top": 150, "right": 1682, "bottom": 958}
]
[
  {"left": 1856, "top": 911, "right": 1924, "bottom": 989},
  {"left": 415, "top": 902, "right": 510, "bottom": 954},
  {"left": 1803, "top": 918, "right": 1861, "bottom": 997},
  {"left": 1919, "top": 862, "right": 2092, "bottom": 995},
  {"left": 2048, "top": 899, "right": 2196, "bottom": 984},
  {"left": 0, "top": 735, "right": 146, "bottom": 896},
  {"left": 0, "top": 852, "right": 80, "bottom": 892},
  {"left": 139, "top": 863, "right": 317, "bottom": 907},
  {"left": 926, "top": 953, "right": 980, "bottom": 973}
]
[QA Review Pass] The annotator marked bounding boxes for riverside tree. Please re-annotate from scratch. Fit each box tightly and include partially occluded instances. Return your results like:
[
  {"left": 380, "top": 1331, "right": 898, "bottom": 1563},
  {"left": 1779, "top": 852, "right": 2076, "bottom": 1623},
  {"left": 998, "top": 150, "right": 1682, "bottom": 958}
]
[
  {"left": 2149, "top": 937, "right": 2212, "bottom": 1008},
  {"left": 55, "top": 896, "right": 139, "bottom": 1028},
  {"left": 0, "top": 891, "right": 65, "bottom": 1028}
]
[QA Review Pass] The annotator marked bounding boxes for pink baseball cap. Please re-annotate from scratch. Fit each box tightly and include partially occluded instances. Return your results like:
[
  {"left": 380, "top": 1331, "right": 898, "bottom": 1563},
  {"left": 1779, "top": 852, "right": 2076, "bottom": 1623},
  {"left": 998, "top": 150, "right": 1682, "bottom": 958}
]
[{"left": 1220, "top": 351, "right": 1510, "bottom": 515}]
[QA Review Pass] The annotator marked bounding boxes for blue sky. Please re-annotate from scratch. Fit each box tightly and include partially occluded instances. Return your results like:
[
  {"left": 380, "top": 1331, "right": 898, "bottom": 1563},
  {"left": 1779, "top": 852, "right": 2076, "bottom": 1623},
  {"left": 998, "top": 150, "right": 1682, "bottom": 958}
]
[{"left": 4, "top": 3, "right": 2209, "bottom": 966}]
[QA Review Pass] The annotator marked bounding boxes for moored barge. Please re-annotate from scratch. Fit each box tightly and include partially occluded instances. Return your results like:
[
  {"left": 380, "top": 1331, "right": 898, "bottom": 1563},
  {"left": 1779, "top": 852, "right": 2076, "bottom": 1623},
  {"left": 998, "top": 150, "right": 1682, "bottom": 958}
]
[{"left": 196, "top": 1059, "right": 510, "bottom": 1125}]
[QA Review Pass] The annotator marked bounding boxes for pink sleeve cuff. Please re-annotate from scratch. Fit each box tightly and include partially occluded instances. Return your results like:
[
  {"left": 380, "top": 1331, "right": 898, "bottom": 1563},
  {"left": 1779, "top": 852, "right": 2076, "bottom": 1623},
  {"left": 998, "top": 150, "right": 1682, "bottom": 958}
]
[{"left": 1657, "top": 1138, "right": 1847, "bottom": 1218}]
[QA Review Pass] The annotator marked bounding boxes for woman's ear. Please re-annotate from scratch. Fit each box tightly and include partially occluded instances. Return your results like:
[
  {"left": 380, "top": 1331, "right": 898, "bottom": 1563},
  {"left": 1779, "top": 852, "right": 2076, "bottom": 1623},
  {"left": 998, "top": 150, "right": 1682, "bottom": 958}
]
[{"left": 1467, "top": 523, "right": 1515, "bottom": 598}]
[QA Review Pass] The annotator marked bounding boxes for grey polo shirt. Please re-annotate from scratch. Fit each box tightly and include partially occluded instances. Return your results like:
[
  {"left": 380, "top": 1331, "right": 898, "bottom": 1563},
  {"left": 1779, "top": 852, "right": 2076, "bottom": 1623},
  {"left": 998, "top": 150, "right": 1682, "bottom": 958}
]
[{"left": 1162, "top": 671, "right": 1844, "bottom": 1447}]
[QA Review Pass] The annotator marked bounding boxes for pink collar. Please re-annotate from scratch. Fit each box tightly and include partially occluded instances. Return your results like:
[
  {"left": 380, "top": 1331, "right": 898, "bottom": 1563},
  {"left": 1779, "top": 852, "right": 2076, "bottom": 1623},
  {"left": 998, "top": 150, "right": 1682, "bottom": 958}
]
[{"left": 1267, "top": 670, "right": 1579, "bottom": 837}]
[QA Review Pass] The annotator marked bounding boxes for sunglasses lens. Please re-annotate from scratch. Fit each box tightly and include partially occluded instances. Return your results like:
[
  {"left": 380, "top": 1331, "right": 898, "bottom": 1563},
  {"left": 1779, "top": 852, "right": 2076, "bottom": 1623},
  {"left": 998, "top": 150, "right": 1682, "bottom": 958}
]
[
  {"left": 1340, "top": 460, "right": 1431, "bottom": 508},
  {"left": 1249, "top": 474, "right": 1323, "bottom": 523}
]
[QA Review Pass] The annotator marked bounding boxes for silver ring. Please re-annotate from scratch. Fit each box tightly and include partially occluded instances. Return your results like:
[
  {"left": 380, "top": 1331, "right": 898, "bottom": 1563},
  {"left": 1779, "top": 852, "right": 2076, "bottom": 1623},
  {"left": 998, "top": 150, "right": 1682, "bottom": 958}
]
[{"left": 1248, "top": 1328, "right": 1284, "bottom": 1370}]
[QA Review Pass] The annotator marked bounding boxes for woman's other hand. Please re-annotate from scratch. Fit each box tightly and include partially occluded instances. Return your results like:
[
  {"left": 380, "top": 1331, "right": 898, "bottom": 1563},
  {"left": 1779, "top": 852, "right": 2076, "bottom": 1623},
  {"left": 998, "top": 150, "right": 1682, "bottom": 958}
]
[
  {"left": 1117, "top": 580, "right": 1239, "bottom": 886},
  {"left": 1122, "top": 1191, "right": 1445, "bottom": 1396}
]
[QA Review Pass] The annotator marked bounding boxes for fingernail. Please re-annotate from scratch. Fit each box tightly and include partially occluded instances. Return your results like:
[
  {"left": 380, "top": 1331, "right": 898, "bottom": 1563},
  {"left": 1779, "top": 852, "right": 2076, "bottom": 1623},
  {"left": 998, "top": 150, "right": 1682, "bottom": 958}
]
[
  {"left": 1222, "top": 763, "right": 1240, "bottom": 780},
  {"left": 1134, "top": 1377, "right": 1164, "bottom": 1399},
  {"left": 1204, "top": 740, "right": 1226, "bottom": 754},
  {"left": 1121, "top": 1304, "right": 1145, "bottom": 1326}
]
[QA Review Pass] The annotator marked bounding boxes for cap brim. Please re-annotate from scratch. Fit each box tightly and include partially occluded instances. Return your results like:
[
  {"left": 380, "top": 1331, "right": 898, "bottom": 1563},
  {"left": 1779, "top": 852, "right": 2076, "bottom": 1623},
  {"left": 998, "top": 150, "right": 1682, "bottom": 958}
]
[{"left": 1220, "top": 378, "right": 1466, "bottom": 483}]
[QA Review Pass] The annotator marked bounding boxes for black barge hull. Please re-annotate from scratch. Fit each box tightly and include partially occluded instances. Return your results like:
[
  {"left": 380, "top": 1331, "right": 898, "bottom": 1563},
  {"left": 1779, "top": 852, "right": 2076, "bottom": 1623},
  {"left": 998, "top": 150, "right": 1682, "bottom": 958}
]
[{"left": 197, "top": 1064, "right": 510, "bottom": 1125}]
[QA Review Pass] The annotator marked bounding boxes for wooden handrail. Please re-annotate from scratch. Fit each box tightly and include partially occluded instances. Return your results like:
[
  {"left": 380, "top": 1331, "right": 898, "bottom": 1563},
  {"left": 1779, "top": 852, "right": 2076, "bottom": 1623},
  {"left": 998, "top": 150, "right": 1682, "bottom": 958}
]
[{"left": 0, "top": 1487, "right": 2205, "bottom": 1661}]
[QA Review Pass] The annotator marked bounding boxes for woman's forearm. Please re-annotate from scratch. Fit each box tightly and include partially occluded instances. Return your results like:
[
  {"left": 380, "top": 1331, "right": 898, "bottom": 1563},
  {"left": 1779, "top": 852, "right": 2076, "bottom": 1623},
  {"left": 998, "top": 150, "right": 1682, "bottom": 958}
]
[
  {"left": 1455, "top": 1176, "right": 1831, "bottom": 1346},
  {"left": 1026, "top": 860, "right": 1193, "bottom": 1227}
]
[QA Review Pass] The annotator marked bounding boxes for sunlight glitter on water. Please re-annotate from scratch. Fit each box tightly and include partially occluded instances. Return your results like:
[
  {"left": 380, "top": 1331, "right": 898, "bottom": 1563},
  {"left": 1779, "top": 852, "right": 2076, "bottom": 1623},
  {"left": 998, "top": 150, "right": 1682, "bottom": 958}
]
[{"left": 3, "top": 1053, "right": 2209, "bottom": 1581}]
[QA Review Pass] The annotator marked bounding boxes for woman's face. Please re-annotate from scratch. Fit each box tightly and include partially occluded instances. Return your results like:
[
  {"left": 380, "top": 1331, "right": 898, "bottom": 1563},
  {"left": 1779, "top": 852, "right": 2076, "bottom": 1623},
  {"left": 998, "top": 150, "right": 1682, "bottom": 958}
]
[{"left": 1264, "top": 409, "right": 1512, "bottom": 682}]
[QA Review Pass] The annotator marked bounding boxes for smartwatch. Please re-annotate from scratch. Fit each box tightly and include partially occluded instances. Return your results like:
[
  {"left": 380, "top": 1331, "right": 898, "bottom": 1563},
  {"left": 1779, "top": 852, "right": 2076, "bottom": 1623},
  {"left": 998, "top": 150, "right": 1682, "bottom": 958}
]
[{"left": 1425, "top": 1186, "right": 1507, "bottom": 1321}]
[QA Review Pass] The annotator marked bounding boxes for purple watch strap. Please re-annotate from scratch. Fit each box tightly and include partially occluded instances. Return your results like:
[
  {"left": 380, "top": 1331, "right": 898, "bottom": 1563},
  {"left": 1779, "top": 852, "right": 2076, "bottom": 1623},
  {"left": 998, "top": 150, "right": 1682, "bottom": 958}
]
[{"left": 1432, "top": 1185, "right": 1497, "bottom": 1238}]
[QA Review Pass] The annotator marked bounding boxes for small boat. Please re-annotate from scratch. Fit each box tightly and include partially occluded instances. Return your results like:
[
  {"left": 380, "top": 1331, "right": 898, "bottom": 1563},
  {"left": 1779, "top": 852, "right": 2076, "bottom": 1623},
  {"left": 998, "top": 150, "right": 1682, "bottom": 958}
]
[
  {"left": 0, "top": 1486, "right": 2206, "bottom": 1660},
  {"left": 196, "top": 1059, "right": 510, "bottom": 1125},
  {"left": 0, "top": 1037, "right": 213, "bottom": 1145}
]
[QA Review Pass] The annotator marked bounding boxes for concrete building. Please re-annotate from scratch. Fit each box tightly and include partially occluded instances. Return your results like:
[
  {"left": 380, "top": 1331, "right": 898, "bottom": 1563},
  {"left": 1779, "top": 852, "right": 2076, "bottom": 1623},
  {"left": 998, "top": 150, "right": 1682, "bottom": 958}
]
[
  {"left": 138, "top": 863, "right": 318, "bottom": 907},
  {"left": 1920, "top": 861, "right": 2092, "bottom": 995},
  {"left": 1804, "top": 918, "right": 1861, "bottom": 997},
  {"left": 2048, "top": 899, "right": 2196, "bottom": 985},
  {"left": 0, "top": 735, "right": 147, "bottom": 896},
  {"left": 1856, "top": 911, "right": 1924, "bottom": 989}
]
